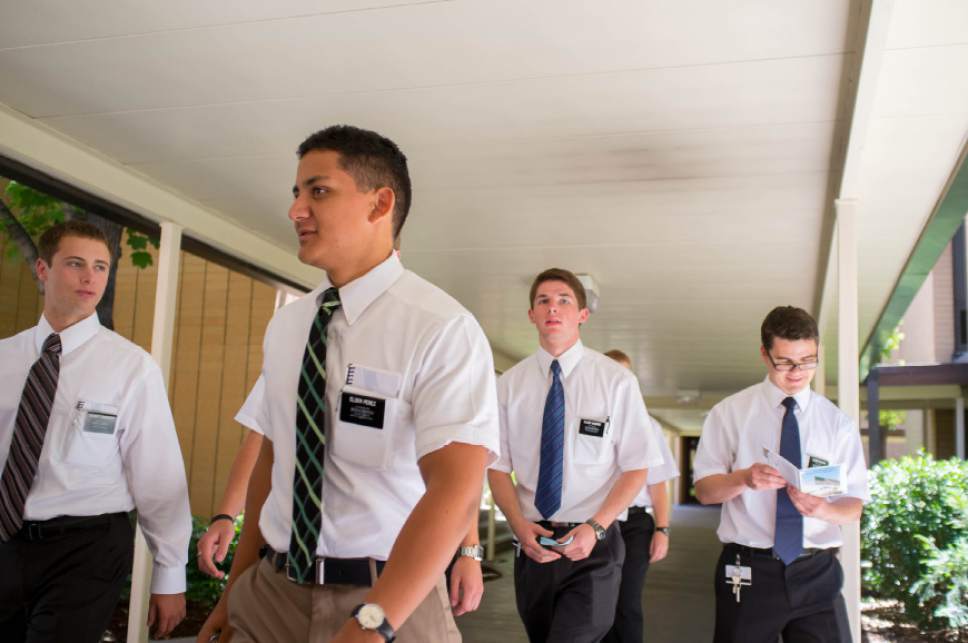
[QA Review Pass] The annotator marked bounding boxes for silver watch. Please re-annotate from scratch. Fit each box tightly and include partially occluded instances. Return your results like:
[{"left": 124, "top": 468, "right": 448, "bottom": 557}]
[{"left": 459, "top": 545, "right": 484, "bottom": 561}]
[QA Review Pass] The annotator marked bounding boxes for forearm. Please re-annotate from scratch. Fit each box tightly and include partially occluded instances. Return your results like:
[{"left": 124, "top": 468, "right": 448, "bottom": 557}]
[
  {"left": 364, "top": 443, "right": 488, "bottom": 630},
  {"left": 695, "top": 471, "right": 747, "bottom": 505},
  {"left": 818, "top": 497, "right": 863, "bottom": 525},
  {"left": 648, "top": 481, "right": 670, "bottom": 527},
  {"left": 487, "top": 470, "right": 527, "bottom": 533},
  {"left": 214, "top": 430, "right": 263, "bottom": 517},
  {"left": 591, "top": 469, "right": 647, "bottom": 529},
  {"left": 223, "top": 438, "right": 272, "bottom": 594}
]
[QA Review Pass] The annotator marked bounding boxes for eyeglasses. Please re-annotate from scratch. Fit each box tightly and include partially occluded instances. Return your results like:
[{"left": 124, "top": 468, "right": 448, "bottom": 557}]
[{"left": 766, "top": 352, "right": 819, "bottom": 372}]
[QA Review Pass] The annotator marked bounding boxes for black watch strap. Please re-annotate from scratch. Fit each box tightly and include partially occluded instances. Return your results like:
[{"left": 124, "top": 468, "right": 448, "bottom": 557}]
[
  {"left": 655, "top": 526, "right": 670, "bottom": 535},
  {"left": 209, "top": 513, "right": 234, "bottom": 525}
]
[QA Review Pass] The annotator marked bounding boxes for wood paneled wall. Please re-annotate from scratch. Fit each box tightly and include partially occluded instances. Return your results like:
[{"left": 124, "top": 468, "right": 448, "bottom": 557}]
[{"left": 0, "top": 231, "right": 280, "bottom": 517}]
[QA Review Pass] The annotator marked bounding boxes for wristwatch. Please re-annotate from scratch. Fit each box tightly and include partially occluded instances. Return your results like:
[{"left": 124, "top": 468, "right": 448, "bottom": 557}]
[
  {"left": 655, "top": 526, "right": 670, "bottom": 536},
  {"left": 584, "top": 519, "right": 607, "bottom": 541},
  {"left": 351, "top": 603, "right": 395, "bottom": 642},
  {"left": 459, "top": 545, "right": 484, "bottom": 561}
]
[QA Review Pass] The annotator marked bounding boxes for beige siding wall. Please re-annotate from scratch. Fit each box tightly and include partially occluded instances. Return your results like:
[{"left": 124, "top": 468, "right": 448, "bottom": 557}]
[{"left": 0, "top": 230, "right": 278, "bottom": 517}]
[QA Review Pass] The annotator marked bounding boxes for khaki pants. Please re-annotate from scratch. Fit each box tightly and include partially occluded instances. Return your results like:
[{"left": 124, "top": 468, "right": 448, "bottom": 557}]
[{"left": 228, "top": 556, "right": 462, "bottom": 642}]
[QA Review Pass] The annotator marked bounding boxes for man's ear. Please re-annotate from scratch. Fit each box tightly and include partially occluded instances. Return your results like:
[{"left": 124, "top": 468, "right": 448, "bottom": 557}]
[
  {"left": 368, "top": 187, "right": 396, "bottom": 225},
  {"left": 35, "top": 257, "right": 50, "bottom": 284},
  {"left": 578, "top": 308, "right": 590, "bottom": 324}
]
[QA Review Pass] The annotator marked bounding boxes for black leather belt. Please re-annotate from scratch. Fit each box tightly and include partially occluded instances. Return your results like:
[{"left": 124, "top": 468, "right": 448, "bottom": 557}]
[
  {"left": 17, "top": 513, "right": 123, "bottom": 542},
  {"left": 261, "top": 546, "right": 385, "bottom": 586},
  {"left": 627, "top": 506, "right": 652, "bottom": 516},
  {"left": 725, "top": 543, "right": 833, "bottom": 562},
  {"left": 537, "top": 520, "right": 581, "bottom": 530}
]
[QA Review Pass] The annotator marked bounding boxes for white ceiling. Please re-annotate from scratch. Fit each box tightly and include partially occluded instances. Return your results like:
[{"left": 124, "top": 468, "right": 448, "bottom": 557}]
[{"left": 1, "top": 1, "right": 966, "bottom": 420}]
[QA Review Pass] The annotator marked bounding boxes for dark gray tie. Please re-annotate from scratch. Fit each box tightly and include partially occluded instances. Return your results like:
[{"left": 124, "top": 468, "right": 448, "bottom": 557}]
[{"left": 0, "top": 333, "right": 62, "bottom": 541}]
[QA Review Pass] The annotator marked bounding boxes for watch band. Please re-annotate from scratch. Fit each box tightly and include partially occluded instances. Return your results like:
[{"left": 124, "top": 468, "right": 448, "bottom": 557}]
[
  {"left": 585, "top": 519, "right": 607, "bottom": 541},
  {"left": 352, "top": 603, "right": 395, "bottom": 642},
  {"left": 209, "top": 513, "right": 234, "bottom": 525},
  {"left": 459, "top": 545, "right": 484, "bottom": 561},
  {"left": 655, "top": 526, "right": 670, "bottom": 535}
]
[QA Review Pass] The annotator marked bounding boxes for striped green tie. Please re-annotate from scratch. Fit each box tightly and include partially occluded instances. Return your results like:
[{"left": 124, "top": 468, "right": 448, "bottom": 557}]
[{"left": 288, "top": 287, "right": 341, "bottom": 582}]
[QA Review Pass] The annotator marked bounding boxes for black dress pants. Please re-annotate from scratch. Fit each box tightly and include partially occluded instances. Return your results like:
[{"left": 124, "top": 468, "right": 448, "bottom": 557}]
[
  {"left": 0, "top": 513, "right": 134, "bottom": 643},
  {"left": 514, "top": 522, "right": 625, "bottom": 643},
  {"left": 713, "top": 544, "right": 852, "bottom": 643},
  {"left": 602, "top": 510, "right": 654, "bottom": 643}
]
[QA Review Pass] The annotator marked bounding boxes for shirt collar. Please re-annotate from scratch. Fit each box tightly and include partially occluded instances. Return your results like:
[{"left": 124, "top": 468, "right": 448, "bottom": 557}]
[
  {"left": 762, "top": 375, "right": 812, "bottom": 412},
  {"left": 314, "top": 252, "right": 404, "bottom": 326},
  {"left": 35, "top": 312, "right": 101, "bottom": 356},
  {"left": 535, "top": 339, "right": 584, "bottom": 379}
]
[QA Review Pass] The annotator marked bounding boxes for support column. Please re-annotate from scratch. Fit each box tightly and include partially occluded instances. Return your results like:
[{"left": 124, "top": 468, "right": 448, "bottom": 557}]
[
  {"left": 836, "top": 198, "right": 862, "bottom": 643},
  {"left": 127, "top": 222, "right": 183, "bottom": 643}
]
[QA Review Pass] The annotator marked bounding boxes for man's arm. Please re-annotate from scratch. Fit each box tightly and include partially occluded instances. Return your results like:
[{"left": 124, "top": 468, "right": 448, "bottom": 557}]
[
  {"left": 330, "top": 442, "right": 489, "bottom": 642},
  {"left": 198, "top": 430, "right": 264, "bottom": 578},
  {"left": 786, "top": 488, "right": 863, "bottom": 524},
  {"left": 694, "top": 464, "right": 787, "bottom": 505},
  {"left": 647, "top": 480, "right": 670, "bottom": 562},
  {"left": 196, "top": 437, "right": 273, "bottom": 643},
  {"left": 449, "top": 511, "right": 484, "bottom": 616},
  {"left": 487, "top": 470, "right": 559, "bottom": 563},
  {"left": 558, "top": 468, "right": 647, "bottom": 561}
]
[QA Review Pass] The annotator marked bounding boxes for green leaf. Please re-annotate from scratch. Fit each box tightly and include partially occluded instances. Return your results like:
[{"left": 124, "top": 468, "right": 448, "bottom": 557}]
[{"left": 129, "top": 250, "right": 153, "bottom": 269}]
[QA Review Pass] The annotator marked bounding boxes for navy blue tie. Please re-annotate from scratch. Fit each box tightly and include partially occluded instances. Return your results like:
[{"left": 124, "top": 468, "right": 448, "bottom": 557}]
[
  {"left": 774, "top": 396, "right": 804, "bottom": 564},
  {"left": 535, "top": 360, "right": 565, "bottom": 519}
]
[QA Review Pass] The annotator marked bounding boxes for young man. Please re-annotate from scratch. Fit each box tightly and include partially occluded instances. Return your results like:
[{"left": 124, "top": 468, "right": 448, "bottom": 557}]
[
  {"left": 602, "top": 349, "right": 679, "bottom": 643},
  {"left": 693, "top": 306, "right": 869, "bottom": 643},
  {"left": 488, "top": 268, "right": 661, "bottom": 642},
  {"left": 0, "top": 221, "right": 192, "bottom": 642},
  {"left": 198, "top": 125, "right": 499, "bottom": 643}
]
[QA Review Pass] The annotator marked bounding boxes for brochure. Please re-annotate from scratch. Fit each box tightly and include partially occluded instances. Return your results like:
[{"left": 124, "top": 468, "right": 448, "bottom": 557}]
[{"left": 762, "top": 447, "right": 846, "bottom": 497}]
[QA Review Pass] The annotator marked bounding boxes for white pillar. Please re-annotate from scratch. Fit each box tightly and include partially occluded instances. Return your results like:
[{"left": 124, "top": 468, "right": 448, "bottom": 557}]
[
  {"left": 836, "top": 198, "right": 862, "bottom": 643},
  {"left": 127, "top": 222, "right": 183, "bottom": 643},
  {"left": 814, "top": 343, "right": 827, "bottom": 396},
  {"left": 957, "top": 396, "right": 966, "bottom": 459}
]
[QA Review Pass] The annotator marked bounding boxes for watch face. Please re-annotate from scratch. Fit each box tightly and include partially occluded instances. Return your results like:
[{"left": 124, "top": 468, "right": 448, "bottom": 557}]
[{"left": 358, "top": 604, "right": 385, "bottom": 629}]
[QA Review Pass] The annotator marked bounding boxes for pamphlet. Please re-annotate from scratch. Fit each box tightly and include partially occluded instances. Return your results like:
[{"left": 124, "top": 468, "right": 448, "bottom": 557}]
[{"left": 762, "top": 447, "right": 846, "bottom": 497}]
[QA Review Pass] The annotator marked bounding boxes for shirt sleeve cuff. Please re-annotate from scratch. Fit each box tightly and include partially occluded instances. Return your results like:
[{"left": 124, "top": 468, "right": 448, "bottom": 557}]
[
  {"left": 235, "top": 411, "right": 264, "bottom": 435},
  {"left": 150, "top": 564, "right": 186, "bottom": 595},
  {"left": 415, "top": 423, "right": 500, "bottom": 467},
  {"left": 692, "top": 466, "right": 728, "bottom": 482}
]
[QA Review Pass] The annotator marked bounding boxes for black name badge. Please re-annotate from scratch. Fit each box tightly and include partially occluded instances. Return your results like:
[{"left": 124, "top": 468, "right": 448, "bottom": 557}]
[
  {"left": 808, "top": 455, "right": 830, "bottom": 468},
  {"left": 339, "top": 392, "right": 386, "bottom": 429},
  {"left": 578, "top": 418, "right": 606, "bottom": 437}
]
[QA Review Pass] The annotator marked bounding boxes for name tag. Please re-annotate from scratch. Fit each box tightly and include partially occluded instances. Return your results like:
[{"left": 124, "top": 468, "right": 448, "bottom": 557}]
[
  {"left": 578, "top": 418, "right": 607, "bottom": 437},
  {"left": 84, "top": 411, "right": 117, "bottom": 434},
  {"left": 339, "top": 392, "right": 386, "bottom": 429},
  {"left": 808, "top": 454, "right": 830, "bottom": 468},
  {"left": 725, "top": 564, "right": 752, "bottom": 582}
]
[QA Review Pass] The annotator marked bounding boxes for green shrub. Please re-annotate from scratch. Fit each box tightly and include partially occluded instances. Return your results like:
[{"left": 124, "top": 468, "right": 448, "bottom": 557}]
[
  {"left": 186, "top": 514, "right": 243, "bottom": 608},
  {"left": 862, "top": 452, "right": 968, "bottom": 631}
]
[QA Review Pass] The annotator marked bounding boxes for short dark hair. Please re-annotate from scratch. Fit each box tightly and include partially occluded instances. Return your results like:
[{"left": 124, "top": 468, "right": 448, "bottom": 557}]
[
  {"left": 529, "top": 268, "right": 587, "bottom": 310},
  {"left": 37, "top": 220, "right": 111, "bottom": 265},
  {"left": 760, "top": 306, "right": 819, "bottom": 350},
  {"left": 297, "top": 125, "right": 412, "bottom": 239},
  {"left": 604, "top": 349, "right": 631, "bottom": 367}
]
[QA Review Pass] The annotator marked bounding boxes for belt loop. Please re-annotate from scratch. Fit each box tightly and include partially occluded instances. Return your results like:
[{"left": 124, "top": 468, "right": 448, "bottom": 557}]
[
  {"left": 27, "top": 524, "right": 42, "bottom": 541},
  {"left": 368, "top": 558, "right": 378, "bottom": 585},
  {"left": 315, "top": 558, "right": 325, "bottom": 584}
]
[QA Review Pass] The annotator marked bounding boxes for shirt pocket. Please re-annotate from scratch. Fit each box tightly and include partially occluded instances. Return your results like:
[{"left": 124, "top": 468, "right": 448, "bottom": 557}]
[
  {"left": 572, "top": 415, "right": 612, "bottom": 465},
  {"left": 63, "top": 400, "right": 122, "bottom": 476},
  {"left": 330, "top": 385, "right": 405, "bottom": 471}
]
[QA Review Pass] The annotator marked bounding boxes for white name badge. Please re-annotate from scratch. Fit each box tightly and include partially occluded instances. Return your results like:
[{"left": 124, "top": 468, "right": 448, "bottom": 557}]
[
  {"left": 725, "top": 564, "right": 752, "bottom": 582},
  {"left": 345, "top": 364, "right": 402, "bottom": 399},
  {"left": 77, "top": 400, "right": 119, "bottom": 435}
]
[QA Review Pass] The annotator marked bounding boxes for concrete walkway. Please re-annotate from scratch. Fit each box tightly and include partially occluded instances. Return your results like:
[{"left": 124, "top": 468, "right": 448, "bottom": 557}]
[{"left": 459, "top": 504, "right": 721, "bottom": 642}]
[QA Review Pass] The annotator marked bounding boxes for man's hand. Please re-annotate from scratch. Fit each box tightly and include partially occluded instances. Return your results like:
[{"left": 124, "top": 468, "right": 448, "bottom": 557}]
[
  {"left": 331, "top": 618, "right": 385, "bottom": 643},
  {"left": 197, "top": 519, "right": 236, "bottom": 579},
  {"left": 449, "top": 556, "right": 484, "bottom": 616},
  {"left": 512, "top": 520, "right": 561, "bottom": 563},
  {"left": 148, "top": 592, "right": 186, "bottom": 639},
  {"left": 786, "top": 485, "right": 829, "bottom": 519},
  {"left": 557, "top": 523, "right": 597, "bottom": 562},
  {"left": 649, "top": 530, "right": 669, "bottom": 563},
  {"left": 196, "top": 596, "right": 231, "bottom": 643},
  {"left": 743, "top": 464, "right": 787, "bottom": 491}
]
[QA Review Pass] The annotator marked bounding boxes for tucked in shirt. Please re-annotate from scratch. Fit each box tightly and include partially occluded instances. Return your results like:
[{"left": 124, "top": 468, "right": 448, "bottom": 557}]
[
  {"left": 238, "top": 253, "right": 500, "bottom": 560},
  {"left": 493, "top": 340, "right": 662, "bottom": 523},
  {"left": 0, "top": 313, "right": 192, "bottom": 594},
  {"left": 692, "top": 377, "right": 869, "bottom": 549}
]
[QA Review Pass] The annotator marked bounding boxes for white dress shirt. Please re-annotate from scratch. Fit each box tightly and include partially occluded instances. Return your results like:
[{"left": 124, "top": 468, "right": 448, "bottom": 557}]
[
  {"left": 629, "top": 416, "right": 680, "bottom": 508},
  {"left": 492, "top": 340, "right": 662, "bottom": 523},
  {"left": 238, "top": 253, "right": 500, "bottom": 560},
  {"left": 692, "top": 377, "right": 869, "bottom": 549},
  {"left": 0, "top": 313, "right": 192, "bottom": 594}
]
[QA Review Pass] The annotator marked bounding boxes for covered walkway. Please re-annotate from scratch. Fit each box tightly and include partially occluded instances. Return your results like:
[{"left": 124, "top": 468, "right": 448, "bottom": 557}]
[{"left": 459, "top": 505, "right": 721, "bottom": 643}]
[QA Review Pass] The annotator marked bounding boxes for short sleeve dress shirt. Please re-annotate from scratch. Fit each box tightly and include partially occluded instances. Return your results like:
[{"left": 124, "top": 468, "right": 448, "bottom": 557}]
[
  {"left": 692, "top": 377, "right": 870, "bottom": 549},
  {"left": 629, "top": 416, "right": 680, "bottom": 508},
  {"left": 237, "top": 253, "right": 500, "bottom": 560},
  {"left": 0, "top": 313, "right": 192, "bottom": 593},
  {"left": 493, "top": 340, "right": 663, "bottom": 523}
]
